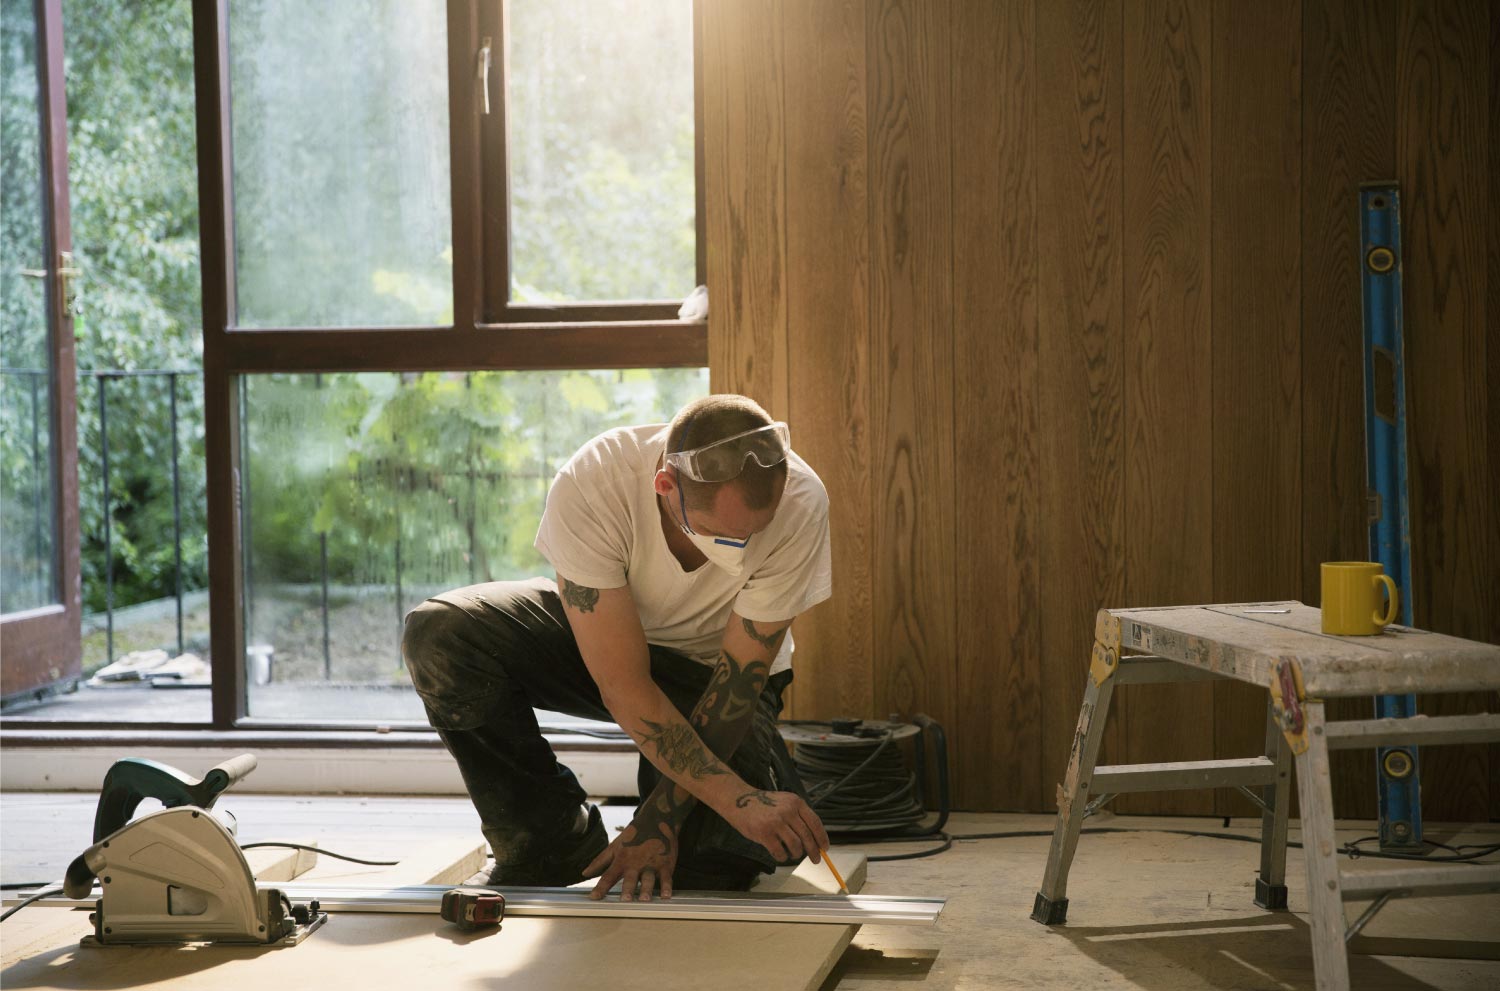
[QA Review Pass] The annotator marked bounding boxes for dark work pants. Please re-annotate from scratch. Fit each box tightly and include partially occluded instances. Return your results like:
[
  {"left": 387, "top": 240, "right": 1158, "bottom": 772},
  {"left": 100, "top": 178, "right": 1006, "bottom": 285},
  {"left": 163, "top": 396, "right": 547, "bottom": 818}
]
[{"left": 401, "top": 577, "right": 803, "bottom": 880}]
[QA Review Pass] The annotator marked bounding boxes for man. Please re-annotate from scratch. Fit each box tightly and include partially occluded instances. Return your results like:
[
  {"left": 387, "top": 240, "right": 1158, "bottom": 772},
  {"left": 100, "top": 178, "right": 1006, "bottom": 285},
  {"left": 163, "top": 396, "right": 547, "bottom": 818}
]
[{"left": 402, "top": 394, "right": 832, "bottom": 901}]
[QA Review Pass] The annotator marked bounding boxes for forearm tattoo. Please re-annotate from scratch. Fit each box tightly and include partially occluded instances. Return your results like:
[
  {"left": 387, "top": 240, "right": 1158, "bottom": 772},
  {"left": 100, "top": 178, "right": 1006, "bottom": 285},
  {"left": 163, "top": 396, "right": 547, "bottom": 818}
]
[
  {"left": 634, "top": 718, "right": 731, "bottom": 780},
  {"left": 692, "top": 648, "right": 771, "bottom": 732},
  {"left": 735, "top": 789, "right": 778, "bottom": 809},
  {"left": 625, "top": 784, "right": 691, "bottom": 854},
  {"left": 741, "top": 616, "right": 790, "bottom": 653},
  {"left": 560, "top": 577, "right": 600, "bottom": 613}
]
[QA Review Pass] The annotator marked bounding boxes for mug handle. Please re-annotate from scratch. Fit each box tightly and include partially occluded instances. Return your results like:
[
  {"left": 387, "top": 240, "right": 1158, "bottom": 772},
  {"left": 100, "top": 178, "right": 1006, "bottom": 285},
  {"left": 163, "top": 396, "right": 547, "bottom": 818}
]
[{"left": 1373, "top": 574, "right": 1400, "bottom": 627}]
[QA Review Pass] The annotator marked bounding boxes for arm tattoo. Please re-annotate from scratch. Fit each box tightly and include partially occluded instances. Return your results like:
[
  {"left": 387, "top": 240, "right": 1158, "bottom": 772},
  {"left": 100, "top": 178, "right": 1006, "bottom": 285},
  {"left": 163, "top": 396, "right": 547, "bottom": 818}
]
[
  {"left": 560, "top": 577, "right": 600, "bottom": 613},
  {"left": 692, "top": 648, "right": 770, "bottom": 729},
  {"left": 625, "top": 784, "right": 690, "bottom": 855},
  {"left": 741, "top": 616, "right": 789, "bottom": 653},
  {"left": 735, "top": 789, "right": 777, "bottom": 809},
  {"left": 634, "top": 718, "right": 730, "bottom": 780}
]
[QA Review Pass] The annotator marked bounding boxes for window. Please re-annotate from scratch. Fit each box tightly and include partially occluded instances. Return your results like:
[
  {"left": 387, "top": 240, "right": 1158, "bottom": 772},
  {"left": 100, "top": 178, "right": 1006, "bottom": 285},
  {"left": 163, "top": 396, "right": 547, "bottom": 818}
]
[
  {"left": 227, "top": 2, "right": 452, "bottom": 328},
  {"left": 198, "top": 1, "right": 708, "bottom": 726}
]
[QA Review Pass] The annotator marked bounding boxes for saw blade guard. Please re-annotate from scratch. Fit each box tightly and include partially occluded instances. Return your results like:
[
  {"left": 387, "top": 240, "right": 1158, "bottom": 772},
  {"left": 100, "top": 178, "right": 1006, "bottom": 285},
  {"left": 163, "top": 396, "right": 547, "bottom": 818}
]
[{"left": 66, "top": 805, "right": 269, "bottom": 942}]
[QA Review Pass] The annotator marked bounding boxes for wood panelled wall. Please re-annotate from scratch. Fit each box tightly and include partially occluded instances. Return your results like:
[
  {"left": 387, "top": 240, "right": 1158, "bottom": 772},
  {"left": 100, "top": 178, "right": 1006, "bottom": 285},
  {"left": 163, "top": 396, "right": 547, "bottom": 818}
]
[{"left": 702, "top": 0, "right": 1500, "bottom": 819}]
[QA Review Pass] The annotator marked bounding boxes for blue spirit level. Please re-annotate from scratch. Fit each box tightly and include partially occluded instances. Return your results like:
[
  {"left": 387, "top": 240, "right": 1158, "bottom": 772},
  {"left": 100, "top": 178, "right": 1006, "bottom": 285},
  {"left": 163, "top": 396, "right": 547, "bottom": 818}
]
[{"left": 1358, "top": 183, "right": 1422, "bottom": 852}]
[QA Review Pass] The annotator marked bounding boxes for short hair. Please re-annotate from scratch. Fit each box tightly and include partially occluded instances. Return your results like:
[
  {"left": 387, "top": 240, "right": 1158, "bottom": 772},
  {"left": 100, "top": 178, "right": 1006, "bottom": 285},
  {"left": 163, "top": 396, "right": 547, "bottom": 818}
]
[{"left": 666, "top": 394, "right": 787, "bottom": 511}]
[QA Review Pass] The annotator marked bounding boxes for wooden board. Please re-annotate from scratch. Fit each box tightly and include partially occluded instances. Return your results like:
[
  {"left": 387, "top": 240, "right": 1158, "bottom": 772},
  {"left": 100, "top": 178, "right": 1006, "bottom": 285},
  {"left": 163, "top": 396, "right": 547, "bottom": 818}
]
[
  {"left": 781, "top": 0, "right": 875, "bottom": 724},
  {"left": 1490, "top": 0, "right": 1500, "bottom": 828},
  {"left": 1112, "top": 602, "right": 1500, "bottom": 697},
  {"left": 0, "top": 850, "right": 870, "bottom": 991},
  {"left": 1035, "top": 0, "right": 1127, "bottom": 816},
  {"left": 865, "top": 0, "right": 958, "bottom": 768},
  {"left": 952, "top": 0, "right": 1041, "bottom": 812},
  {"left": 1299, "top": 0, "right": 1398, "bottom": 823},
  {"left": 1209, "top": 0, "right": 1302, "bottom": 818},
  {"left": 1119, "top": 0, "right": 1214, "bottom": 816},
  {"left": 701, "top": 0, "right": 788, "bottom": 411},
  {"left": 1396, "top": 0, "right": 1495, "bottom": 826}
]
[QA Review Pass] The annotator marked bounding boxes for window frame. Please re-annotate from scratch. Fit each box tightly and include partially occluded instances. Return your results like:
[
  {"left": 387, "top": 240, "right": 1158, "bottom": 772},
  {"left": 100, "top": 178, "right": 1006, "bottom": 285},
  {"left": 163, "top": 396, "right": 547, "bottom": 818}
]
[{"left": 194, "top": 0, "right": 707, "bottom": 728}]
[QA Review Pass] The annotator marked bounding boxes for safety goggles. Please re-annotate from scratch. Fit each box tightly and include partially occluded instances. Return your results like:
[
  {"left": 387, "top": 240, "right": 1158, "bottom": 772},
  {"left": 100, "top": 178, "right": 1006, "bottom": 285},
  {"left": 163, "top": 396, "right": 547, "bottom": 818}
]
[{"left": 664, "top": 421, "right": 791, "bottom": 482}]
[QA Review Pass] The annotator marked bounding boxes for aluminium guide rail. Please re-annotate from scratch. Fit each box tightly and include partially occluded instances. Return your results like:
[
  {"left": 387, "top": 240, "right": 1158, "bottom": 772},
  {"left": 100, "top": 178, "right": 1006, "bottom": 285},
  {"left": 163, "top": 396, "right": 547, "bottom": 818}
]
[{"left": 8, "top": 883, "right": 945, "bottom": 927}]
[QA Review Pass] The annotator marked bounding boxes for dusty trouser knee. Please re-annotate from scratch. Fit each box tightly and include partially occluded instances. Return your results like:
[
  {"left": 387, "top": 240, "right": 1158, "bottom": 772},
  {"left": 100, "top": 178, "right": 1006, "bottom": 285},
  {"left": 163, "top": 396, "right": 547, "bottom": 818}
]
[{"left": 401, "top": 597, "right": 518, "bottom": 731}]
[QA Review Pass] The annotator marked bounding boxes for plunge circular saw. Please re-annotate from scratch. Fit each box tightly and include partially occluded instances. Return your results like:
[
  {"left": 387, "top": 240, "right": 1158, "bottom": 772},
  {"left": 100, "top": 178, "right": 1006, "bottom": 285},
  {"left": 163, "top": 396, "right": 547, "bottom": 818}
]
[{"left": 62, "top": 754, "right": 326, "bottom": 947}]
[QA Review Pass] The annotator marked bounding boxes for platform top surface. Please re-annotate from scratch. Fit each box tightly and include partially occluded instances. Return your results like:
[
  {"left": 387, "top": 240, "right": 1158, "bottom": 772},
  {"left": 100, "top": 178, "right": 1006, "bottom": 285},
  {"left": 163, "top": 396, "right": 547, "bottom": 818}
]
[{"left": 1107, "top": 601, "right": 1500, "bottom": 695}]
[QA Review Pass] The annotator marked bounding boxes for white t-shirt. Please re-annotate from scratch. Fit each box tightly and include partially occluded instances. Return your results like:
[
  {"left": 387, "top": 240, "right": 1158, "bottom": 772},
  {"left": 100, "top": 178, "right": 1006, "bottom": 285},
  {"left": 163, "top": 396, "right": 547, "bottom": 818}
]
[{"left": 534, "top": 424, "right": 832, "bottom": 673}]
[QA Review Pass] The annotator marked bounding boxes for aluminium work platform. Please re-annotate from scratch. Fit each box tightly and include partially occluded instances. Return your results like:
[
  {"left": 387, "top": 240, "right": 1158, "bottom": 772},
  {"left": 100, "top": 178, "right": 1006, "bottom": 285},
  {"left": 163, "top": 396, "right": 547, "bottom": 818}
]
[{"left": 1030, "top": 602, "right": 1500, "bottom": 991}]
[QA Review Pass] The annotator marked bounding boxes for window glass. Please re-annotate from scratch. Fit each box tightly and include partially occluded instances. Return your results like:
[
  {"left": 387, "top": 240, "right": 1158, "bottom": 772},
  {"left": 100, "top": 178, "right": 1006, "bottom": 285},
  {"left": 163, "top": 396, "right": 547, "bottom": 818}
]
[
  {"left": 228, "top": 1, "right": 452, "bottom": 327},
  {"left": 506, "top": 0, "right": 696, "bottom": 303},
  {"left": 241, "top": 367, "right": 708, "bottom": 721},
  {"left": 0, "top": 0, "right": 57, "bottom": 614}
]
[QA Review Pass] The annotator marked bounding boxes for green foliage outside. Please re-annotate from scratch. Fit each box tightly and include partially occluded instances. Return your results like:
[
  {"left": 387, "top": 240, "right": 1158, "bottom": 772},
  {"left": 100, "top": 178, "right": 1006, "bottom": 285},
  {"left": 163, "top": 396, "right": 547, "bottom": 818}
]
[{"left": 1, "top": 0, "right": 702, "bottom": 679}]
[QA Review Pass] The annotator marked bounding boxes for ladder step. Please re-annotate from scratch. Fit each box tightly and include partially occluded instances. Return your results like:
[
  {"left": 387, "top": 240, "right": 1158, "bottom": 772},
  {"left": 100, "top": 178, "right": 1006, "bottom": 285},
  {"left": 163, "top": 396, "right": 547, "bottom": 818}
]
[
  {"left": 1341, "top": 864, "right": 1500, "bottom": 899},
  {"left": 1090, "top": 757, "right": 1278, "bottom": 794},
  {"left": 1325, "top": 713, "right": 1500, "bottom": 750}
]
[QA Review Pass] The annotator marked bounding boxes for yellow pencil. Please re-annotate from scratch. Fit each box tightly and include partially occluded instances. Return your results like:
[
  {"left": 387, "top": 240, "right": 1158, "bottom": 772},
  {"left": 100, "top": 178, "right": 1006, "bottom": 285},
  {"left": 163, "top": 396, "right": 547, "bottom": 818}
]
[{"left": 820, "top": 847, "right": 849, "bottom": 894}]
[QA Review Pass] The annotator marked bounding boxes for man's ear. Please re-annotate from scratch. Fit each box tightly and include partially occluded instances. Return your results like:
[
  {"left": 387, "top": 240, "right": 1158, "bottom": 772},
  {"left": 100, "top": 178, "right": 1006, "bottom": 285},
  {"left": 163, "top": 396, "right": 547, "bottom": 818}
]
[{"left": 653, "top": 468, "right": 676, "bottom": 499}]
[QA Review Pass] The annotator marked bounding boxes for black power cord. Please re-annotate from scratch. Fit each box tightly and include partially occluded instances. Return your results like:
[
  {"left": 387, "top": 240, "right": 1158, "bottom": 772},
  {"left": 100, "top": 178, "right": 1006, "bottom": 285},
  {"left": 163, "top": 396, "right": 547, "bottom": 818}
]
[
  {"left": 0, "top": 884, "right": 63, "bottom": 923},
  {"left": 238, "top": 842, "right": 397, "bottom": 865}
]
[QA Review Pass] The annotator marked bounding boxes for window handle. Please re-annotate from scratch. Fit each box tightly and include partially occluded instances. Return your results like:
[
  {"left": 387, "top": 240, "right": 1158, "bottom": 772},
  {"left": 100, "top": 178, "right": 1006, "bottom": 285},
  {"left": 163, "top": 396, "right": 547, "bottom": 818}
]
[{"left": 476, "top": 36, "right": 493, "bottom": 115}]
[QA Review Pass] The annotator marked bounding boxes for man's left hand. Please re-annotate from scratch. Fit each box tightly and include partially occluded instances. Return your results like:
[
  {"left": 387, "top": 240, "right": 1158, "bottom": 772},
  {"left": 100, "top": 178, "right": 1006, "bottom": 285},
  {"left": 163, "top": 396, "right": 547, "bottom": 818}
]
[{"left": 585, "top": 820, "right": 678, "bottom": 901}]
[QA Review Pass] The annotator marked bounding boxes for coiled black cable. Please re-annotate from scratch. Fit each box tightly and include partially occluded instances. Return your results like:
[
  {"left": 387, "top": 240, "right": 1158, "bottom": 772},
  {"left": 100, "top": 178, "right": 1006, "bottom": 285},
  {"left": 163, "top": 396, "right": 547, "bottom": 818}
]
[{"left": 794, "top": 732, "right": 928, "bottom": 833}]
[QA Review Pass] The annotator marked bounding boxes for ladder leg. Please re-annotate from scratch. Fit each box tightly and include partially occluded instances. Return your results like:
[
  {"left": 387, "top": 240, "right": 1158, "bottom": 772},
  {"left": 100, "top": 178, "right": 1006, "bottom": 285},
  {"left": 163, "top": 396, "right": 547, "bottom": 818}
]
[
  {"left": 1256, "top": 695, "right": 1292, "bottom": 909},
  {"left": 1031, "top": 639, "right": 1117, "bottom": 926},
  {"left": 1294, "top": 701, "right": 1351, "bottom": 991}
]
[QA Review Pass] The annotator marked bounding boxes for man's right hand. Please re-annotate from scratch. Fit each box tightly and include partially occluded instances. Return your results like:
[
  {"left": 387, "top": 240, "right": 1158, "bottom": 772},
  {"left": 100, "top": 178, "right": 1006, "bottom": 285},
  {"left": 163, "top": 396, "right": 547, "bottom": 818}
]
[{"left": 722, "top": 789, "right": 830, "bottom": 863}]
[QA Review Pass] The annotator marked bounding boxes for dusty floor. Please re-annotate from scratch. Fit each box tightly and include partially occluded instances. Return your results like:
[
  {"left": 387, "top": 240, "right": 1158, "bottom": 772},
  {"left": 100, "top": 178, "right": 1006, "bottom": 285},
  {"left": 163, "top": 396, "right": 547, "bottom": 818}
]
[{"left": 3, "top": 794, "right": 1496, "bottom": 990}]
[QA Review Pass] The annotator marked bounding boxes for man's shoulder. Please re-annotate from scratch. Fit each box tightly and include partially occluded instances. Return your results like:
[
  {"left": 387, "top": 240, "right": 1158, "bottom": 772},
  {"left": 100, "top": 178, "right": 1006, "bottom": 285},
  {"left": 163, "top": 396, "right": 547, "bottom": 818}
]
[
  {"left": 784, "top": 451, "right": 828, "bottom": 516},
  {"left": 559, "top": 423, "right": 668, "bottom": 479}
]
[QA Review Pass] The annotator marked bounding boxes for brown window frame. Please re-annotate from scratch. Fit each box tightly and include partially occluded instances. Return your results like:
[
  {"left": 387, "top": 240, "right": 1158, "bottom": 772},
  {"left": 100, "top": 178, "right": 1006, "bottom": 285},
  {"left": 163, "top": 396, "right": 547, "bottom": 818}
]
[{"left": 193, "top": 0, "right": 707, "bottom": 729}]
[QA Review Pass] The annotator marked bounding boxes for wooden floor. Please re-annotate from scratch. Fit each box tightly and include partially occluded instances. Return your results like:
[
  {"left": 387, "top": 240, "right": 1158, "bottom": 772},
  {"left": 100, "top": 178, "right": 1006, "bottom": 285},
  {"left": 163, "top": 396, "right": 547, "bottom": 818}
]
[{"left": 3, "top": 795, "right": 1498, "bottom": 990}]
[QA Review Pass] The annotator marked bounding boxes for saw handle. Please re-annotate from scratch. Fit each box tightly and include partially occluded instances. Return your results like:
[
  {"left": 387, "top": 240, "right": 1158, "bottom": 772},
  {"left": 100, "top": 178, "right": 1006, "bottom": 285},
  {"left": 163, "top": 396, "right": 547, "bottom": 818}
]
[
  {"left": 205, "top": 754, "right": 260, "bottom": 794},
  {"left": 91, "top": 754, "right": 259, "bottom": 842}
]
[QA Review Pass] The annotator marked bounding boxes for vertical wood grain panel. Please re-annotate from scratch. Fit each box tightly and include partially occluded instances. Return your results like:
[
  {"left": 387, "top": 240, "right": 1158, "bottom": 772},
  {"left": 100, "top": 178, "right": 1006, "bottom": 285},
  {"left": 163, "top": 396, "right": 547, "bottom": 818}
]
[
  {"left": 782, "top": 0, "right": 874, "bottom": 722},
  {"left": 866, "top": 0, "right": 958, "bottom": 757},
  {"left": 1490, "top": 0, "right": 1500, "bottom": 825},
  {"left": 1301, "top": 0, "right": 1396, "bottom": 822},
  {"left": 1397, "top": 0, "right": 1492, "bottom": 823},
  {"left": 1119, "top": 0, "right": 1213, "bottom": 815},
  {"left": 1036, "top": 0, "right": 1126, "bottom": 805},
  {"left": 952, "top": 0, "right": 1040, "bottom": 811},
  {"left": 1211, "top": 0, "right": 1301, "bottom": 818},
  {"left": 702, "top": 0, "right": 787, "bottom": 411}
]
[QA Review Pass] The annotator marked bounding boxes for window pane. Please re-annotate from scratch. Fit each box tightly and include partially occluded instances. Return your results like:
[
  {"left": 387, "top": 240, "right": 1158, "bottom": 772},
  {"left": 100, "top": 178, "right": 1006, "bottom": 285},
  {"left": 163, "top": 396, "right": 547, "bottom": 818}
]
[
  {"left": 228, "top": 1, "right": 451, "bottom": 328},
  {"left": 506, "top": 0, "right": 695, "bottom": 303},
  {"left": 240, "top": 367, "right": 708, "bottom": 722},
  {"left": 0, "top": 0, "right": 57, "bottom": 613}
]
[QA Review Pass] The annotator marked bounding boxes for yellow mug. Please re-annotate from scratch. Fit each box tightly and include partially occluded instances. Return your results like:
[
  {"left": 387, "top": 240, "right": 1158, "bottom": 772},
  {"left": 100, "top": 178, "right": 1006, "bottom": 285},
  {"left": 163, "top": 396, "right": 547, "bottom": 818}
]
[{"left": 1320, "top": 562, "right": 1399, "bottom": 635}]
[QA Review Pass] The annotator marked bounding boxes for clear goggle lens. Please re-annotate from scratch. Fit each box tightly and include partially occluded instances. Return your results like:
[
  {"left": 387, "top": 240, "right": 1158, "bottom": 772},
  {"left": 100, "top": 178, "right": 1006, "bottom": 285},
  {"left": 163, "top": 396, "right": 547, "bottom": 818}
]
[{"left": 665, "top": 421, "right": 790, "bottom": 482}]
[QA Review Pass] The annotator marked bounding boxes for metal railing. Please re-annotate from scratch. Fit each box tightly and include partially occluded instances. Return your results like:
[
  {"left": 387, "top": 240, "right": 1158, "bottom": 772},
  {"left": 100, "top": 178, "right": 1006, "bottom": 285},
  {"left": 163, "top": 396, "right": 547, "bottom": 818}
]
[
  {"left": 2, "top": 366, "right": 199, "bottom": 667},
  {"left": 5, "top": 367, "right": 574, "bottom": 684}
]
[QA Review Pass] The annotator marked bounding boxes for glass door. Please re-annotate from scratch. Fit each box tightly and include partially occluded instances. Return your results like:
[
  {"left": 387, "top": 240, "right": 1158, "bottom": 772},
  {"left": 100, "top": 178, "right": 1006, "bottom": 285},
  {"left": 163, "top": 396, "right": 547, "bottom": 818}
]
[{"left": 1, "top": 0, "right": 81, "bottom": 698}]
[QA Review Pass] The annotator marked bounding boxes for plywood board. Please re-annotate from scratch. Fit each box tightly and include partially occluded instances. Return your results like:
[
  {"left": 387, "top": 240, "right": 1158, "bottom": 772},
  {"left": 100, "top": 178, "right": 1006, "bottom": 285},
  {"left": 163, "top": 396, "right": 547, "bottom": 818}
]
[{"left": 0, "top": 852, "right": 870, "bottom": 991}]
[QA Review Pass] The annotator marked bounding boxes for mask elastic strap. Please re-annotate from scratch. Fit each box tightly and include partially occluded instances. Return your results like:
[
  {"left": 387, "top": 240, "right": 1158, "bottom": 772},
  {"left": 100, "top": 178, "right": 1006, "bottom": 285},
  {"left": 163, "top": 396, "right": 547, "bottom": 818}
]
[{"left": 676, "top": 480, "right": 697, "bottom": 536}]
